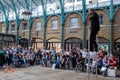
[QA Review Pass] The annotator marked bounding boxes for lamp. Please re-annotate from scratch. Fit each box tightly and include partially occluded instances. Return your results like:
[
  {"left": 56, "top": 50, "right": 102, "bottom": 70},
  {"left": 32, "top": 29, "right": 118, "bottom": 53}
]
[
  {"left": 89, "top": 0, "right": 93, "bottom": 4},
  {"left": 21, "top": 6, "right": 32, "bottom": 20},
  {"left": 21, "top": 6, "right": 32, "bottom": 48}
]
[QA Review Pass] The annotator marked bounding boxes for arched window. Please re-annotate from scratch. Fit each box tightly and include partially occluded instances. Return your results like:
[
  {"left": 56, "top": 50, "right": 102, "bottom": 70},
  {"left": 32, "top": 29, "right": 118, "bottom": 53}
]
[
  {"left": 19, "top": 38, "right": 28, "bottom": 48},
  {"left": 115, "top": 38, "right": 120, "bottom": 50},
  {"left": 47, "top": 38, "right": 61, "bottom": 52},
  {"left": 65, "top": 37, "right": 82, "bottom": 50},
  {"left": 32, "top": 38, "right": 43, "bottom": 49},
  {"left": 97, "top": 37, "right": 109, "bottom": 51}
]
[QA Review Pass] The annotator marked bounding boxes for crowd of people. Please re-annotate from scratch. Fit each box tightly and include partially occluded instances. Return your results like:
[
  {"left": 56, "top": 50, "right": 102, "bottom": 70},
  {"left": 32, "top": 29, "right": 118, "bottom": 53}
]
[{"left": 0, "top": 45, "right": 120, "bottom": 76}]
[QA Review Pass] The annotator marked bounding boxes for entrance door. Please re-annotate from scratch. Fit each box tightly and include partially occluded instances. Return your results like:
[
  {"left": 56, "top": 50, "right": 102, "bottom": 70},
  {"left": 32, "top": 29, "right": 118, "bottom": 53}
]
[
  {"left": 65, "top": 38, "right": 82, "bottom": 51},
  {"left": 19, "top": 38, "right": 28, "bottom": 48},
  {"left": 115, "top": 39, "right": 120, "bottom": 50},
  {"left": 32, "top": 38, "right": 43, "bottom": 49},
  {"left": 46, "top": 38, "right": 61, "bottom": 52},
  {"left": 97, "top": 37, "right": 109, "bottom": 51}
]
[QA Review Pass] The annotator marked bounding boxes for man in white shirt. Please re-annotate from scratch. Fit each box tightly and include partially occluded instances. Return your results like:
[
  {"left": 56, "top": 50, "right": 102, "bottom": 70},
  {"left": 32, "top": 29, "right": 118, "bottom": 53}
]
[{"left": 81, "top": 48, "right": 88, "bottom": 63}]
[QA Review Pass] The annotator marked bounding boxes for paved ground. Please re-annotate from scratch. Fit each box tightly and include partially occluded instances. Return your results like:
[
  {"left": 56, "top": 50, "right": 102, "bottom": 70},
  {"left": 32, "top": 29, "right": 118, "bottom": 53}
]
[{"left": 0, "top": 66, "right": 119, "bottom": 80}]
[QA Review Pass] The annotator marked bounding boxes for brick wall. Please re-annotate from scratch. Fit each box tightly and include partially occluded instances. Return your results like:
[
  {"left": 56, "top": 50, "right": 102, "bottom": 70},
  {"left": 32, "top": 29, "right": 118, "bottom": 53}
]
[
  {"left": 31, "top": 18, "right": 43, "bottom": 39},
  {"left": 0, "top": 9, "right": 120, "bottom": 43},
  {"left": 46, "top": 16, "right": 61, "bottom": 40},
  {"left": 64, "top": 13, "right": 82, "bottom": 40}
]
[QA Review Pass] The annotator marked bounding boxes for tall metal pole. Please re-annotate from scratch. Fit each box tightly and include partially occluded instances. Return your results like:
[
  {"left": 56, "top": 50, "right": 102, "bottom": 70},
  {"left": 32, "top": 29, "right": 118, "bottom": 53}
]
[
  {"left": 40, "top": 0, "right": 47, "bottom": 48},
  {"left": 59, "top": 0, "right": 64, "bottom": 48},
  {"left": 28, "top": 21, "right": 31, "bottom": 48},
  {"left": 109, "top": 0, "right": 113, "bottom": 52},
  {"left": 87, "top": 28, "right": 90, "bottom": 80},
  {"left": 10, "top": 0, "right": 20, "bottom": 46},
  {"left": 82, "top": 0, "right": 86, "bottom": 49}
]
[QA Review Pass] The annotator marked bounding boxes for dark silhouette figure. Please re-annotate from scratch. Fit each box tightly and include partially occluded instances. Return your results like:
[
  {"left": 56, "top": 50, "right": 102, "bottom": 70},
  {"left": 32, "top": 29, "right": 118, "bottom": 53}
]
[{"left": 87, "top": 9, "right": 100, "bottom": 52}]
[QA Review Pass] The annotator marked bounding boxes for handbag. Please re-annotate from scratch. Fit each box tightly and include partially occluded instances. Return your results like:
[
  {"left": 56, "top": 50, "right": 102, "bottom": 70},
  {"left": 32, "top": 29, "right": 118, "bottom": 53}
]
[
  {"left": 107, "top": 68, "right": 116, "bottom": 77},
  {"left": 101, "top": 67, "right": 107, "bottom": 72}
]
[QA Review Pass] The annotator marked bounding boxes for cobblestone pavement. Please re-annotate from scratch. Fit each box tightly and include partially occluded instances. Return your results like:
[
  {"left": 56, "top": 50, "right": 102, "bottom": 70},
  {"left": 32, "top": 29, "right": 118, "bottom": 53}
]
[{"left": 0, "top": 66, "right": 119, "bottom": 80}]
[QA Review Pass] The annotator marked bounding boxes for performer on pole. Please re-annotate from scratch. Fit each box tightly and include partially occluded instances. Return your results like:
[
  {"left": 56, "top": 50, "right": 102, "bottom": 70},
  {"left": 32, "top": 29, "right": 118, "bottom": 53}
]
[{"left": 87, "top": 9, "right": 100, "bottom": 52}]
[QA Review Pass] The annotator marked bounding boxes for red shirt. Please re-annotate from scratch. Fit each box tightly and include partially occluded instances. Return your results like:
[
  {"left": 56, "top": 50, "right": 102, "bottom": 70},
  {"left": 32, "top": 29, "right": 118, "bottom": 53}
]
[{"left": 109, "top": 58, "right": 117, "bottom": 67}]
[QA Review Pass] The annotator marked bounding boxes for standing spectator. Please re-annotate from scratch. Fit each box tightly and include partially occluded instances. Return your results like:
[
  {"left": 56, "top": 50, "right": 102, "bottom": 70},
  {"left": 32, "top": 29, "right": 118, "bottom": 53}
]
[
  {"left": 71, "top": 48, "right": 77, "bottom": 68},
  {"left": 75, "top": 53, "right": 83, "bottom": 72},
  {"left": 81, "top": 48, "right": 88, "bottom": 63},
  {"left": 51, "top": 47, "right": 56, "bottom": 56},
  {"left": 60, "top": 47, "right": 65, "bottom": 55}
]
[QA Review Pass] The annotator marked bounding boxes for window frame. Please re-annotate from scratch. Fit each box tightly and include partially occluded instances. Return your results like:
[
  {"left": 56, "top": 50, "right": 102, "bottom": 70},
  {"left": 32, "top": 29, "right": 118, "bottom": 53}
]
[
  {"left": 22, "top": 23, "right": 28, "bottom": 31},
  {"left": 70, "top": 17, "right": 79, "bottom": 28},
  {"left": 11, "top": 24, "right": 15, "bottom": 32},
  {"left": 35, "top": 22, "right": 41, "bottom": 31},
  {"left": 99, "top": 14, "right": 103, "bottom": 26},
  {"left": 51, "top": 19, "right": 58, "bottom": 29}
]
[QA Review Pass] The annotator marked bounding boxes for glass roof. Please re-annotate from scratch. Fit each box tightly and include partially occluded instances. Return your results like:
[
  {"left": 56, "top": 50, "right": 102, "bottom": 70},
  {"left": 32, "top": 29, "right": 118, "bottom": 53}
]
[{"left": 0, "top": 0, "right": 120, "bottom": 22}]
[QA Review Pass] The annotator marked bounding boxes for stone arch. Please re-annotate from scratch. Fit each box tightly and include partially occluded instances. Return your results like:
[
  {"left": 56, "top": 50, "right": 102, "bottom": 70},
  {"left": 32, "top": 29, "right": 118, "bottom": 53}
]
[
  {"left": 95, "top": 8, "right": 109, "bottom": 18},
  {"left": 97, "top": 37, "right": 109, "bottom": 43},
  {"left": 47, "top": 37, "right": 60, "bottom": 42},
  {"left": 64, "top": 37, "right": 82, "bottom": 50},
  {"left": 19, "top": 38, "right": 28, "bottom": 48},
  {"left": 115, "top": 38, "right": 120, "bottom": 42},
  {"left": 32, "top": 37, "right": 43, "bottom": 49},
  {"left": 113, "top": 7, "right": 120, "bottom": 19},
  {"left": 32, "top": 18, "right": 43, "bottom": 31},
  {"left": 46, "top": 37, "right": 61, "bottom": 52},
  {"left": 114, "top": 38, "right": 120, "bottom": 50},
  {"left": 64, "top": 12, "right": 82, "bottom": 21},
  {"left": 31, "top": 18, "right": 44, "bottom": 37},
  {"left": 65, "top": 37, "right": 82, "bottom": 42},
  {"left": 64, "top": 12, "right": 82, "bottom": 29},
  {"left": 113, "top": 8, "right": 120, "bottom": 25},
  {"left": 46, "top": 15, "right": 60, "bottom": 30},
  {"left": 97, "top": 37, "right": 109, "bottom": 51},
  {"left": 113, "top": 8, "right": 120, "bottom": 40}
]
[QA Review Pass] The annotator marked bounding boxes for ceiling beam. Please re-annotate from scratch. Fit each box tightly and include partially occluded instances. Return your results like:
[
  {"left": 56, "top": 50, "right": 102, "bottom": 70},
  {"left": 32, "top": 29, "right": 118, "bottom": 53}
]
[
  {"left": 32, "top": 0, "right": 38, "bottom": 6},
  {"left": 49, "top": 0, "right": 53, "bottom": 3},
  {"left": 16, "top": 0, "right": 25, "bottom": 8},
  {"left": 0, "top": 0, "right": 9, "bottom": 34},
  {"left": 2, "top": 0, "right": 13, "bottom": 9}
]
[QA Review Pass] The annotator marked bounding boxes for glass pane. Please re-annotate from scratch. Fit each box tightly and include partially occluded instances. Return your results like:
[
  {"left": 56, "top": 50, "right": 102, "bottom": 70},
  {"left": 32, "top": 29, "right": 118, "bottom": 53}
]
[
  {"left": 99, "top": 14, "right": 103, "bottom": 25},
  {"left": 0, "top": 27, "right": 2, "bottom": 32},
  {"left": 11, "top": 24, "right": 15, "bottom": 31},
  {"left": 36, "top": 22, "right": 41, "bottom": 30},
  {"left": 70, "top": 18, "right": 79, "bottom": 28},
  {"left": 22, "top": 23, "right": 27, "bottom": 30},
  {"left": 52, "top": 20, "right": 58, "bottom": 29}
]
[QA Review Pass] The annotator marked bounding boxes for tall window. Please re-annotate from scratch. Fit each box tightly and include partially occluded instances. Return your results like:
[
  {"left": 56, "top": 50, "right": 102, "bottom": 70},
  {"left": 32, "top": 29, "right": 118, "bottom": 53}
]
[
  {"left": 36, "top": 22, "right": 41, "bottom": 30},
  {"left": 0, "top": 27, "right": 2, "bottom": 32},
  {"left": 52, "top": 20, "right": 58, "bottom": 29},
  {"left": 22, "top": 23, "right": 27, "bottom": 30},
  {"left": 99, "top": 14, "right": 103, "bottom": 25},
  {"left": 70, "top": 17, "right": 79, "bottom": 28},
  {"left": 0, "top": 26, "right": 5, "bottom": 33},
  {"left": 11, "top": 24, "right": 15, "bottom": 31}
]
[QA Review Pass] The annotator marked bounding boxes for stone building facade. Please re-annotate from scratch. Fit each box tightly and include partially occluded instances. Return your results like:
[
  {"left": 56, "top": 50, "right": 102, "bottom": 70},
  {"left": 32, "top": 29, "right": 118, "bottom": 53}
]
[{"left": 0, "top": 9, "right": 120, "bottom": 52}]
